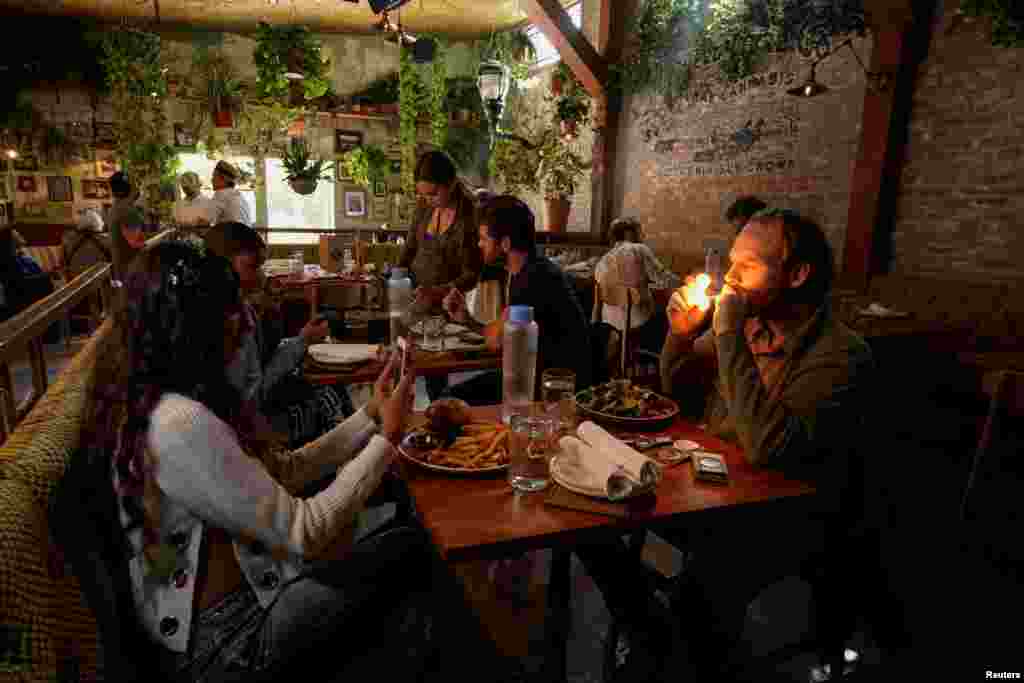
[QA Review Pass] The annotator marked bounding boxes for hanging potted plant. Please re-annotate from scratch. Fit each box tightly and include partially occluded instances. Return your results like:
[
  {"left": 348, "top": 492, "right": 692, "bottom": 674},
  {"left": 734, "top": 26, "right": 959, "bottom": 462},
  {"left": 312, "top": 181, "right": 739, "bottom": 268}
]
[
  {"left": 282, "top": 137, "right": 334, "bottom": 195},
  {"left": 538, "top": 133, "right": 586, "bottom": 233},
  {"left": 253, "top": 23, "right": 333, "bottom": 107},
  {"left": 339, "top": 144, "right": 389, "bottom": 188},
  {"left": 550, "top": 61, "right": 573, "bottom": 96},
  {"left": 190, "top": 48, "right": 244, "bottom": 128},
  {"left": 555, "top": 94, "right": 589, "bottom": 138}
]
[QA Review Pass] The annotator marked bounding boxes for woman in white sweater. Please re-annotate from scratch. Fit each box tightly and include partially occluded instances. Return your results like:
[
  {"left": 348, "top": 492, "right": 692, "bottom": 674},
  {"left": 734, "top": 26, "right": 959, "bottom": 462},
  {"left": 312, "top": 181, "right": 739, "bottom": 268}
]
[{"left": 81, "top": 240, "right": 511, "bottom": 681}]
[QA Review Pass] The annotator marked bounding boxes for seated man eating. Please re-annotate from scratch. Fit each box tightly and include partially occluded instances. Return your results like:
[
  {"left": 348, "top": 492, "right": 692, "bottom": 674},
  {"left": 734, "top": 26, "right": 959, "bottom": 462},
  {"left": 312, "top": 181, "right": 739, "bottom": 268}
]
[{"left": 443, "top": 195, "right": 592, "bottom": 403}]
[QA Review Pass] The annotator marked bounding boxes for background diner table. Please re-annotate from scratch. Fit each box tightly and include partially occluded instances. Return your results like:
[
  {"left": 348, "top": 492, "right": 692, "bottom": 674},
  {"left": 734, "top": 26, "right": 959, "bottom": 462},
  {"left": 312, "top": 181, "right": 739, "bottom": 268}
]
[
  {"left": 399, "top": 404, "right": 818, "bottom": 681},
  {"left": 304, "top": 346, "right": 501, "bottom": 385}
]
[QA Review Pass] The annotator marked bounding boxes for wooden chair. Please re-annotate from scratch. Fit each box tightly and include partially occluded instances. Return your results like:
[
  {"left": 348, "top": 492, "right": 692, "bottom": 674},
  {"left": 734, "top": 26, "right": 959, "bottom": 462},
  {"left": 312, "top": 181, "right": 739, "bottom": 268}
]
[{"left": 594, "top": 282, "right": 654, "bottom": 385}]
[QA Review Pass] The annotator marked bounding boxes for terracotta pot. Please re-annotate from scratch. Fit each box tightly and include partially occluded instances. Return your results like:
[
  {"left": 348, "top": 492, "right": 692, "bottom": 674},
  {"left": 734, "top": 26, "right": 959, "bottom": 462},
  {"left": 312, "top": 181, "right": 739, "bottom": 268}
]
[
  {"left": 551, "top": 74, "right": 564, "bottom": 96},
  {"left": 559, "top": 119, "right": 578, "bottom": 138},
  {"left": 287, "top": 119, "right": 305, "bottom": 137},
  {"left": 380, "top": 103, "right": 398, "bottom": 114},
  {"left": 543, "top": 196, "right": 571, "bottom": 233},
  {"left": 289, "top": 177, "right": 318, "bottom": 195},
  {"left": 213, "top": 110, "right": 233, "bottom": 128}
]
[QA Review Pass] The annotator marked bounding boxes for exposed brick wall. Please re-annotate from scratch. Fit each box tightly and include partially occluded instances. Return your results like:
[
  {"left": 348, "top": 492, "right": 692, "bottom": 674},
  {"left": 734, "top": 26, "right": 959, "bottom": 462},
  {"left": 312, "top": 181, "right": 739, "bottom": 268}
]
[
  {"left": 612, "top": 39, "right": 870, "bottom": 271},
  {"left": 891, "top": 0, "right": 1024, "bottom": 283}
]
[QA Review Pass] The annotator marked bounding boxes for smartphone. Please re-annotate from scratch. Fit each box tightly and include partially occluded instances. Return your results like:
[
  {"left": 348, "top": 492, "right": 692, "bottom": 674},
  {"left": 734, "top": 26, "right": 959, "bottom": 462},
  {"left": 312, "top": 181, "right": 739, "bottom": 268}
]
[{"left": 394, "top": 336, "right": 409, "bottom": 386}]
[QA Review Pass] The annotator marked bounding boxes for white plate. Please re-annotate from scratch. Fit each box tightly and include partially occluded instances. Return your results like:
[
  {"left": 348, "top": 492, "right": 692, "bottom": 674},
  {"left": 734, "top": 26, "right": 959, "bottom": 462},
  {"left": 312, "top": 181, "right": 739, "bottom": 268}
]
[
  {"left": 308, "top": 343, "right": 379, "bottom": 365},
  {"left": 548, "top": 451, "right": 609, "bottom": 499}
]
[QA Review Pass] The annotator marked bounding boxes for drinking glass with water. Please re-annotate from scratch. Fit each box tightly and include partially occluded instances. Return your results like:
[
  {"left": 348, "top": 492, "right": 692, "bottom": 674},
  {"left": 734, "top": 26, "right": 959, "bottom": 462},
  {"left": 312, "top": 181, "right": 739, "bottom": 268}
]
[
  {"left": 541, "top": 368, "right": 576, "bottom": 434},
  {"left": 421, "top": 315, "right": 446, "bottom": 352},
  {"left": 508, "top": 414, "right": 555, "bottom": 493}
]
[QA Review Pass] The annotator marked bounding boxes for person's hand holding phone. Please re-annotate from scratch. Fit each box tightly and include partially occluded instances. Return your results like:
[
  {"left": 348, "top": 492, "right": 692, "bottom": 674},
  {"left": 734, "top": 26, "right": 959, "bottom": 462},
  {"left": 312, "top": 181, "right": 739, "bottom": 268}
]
[
  {"left": 368, "top": 348, "right": 415, "bottom": 446},
  {"left": 443, "top": 287, "right": 468, "bottom": 323}
]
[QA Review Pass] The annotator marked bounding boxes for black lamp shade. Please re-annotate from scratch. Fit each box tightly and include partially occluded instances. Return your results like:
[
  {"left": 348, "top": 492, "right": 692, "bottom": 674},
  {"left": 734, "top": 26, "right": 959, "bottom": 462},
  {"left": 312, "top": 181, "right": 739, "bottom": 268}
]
[{"left": 368, "top": 0, "right": 411, "bottom": 14}]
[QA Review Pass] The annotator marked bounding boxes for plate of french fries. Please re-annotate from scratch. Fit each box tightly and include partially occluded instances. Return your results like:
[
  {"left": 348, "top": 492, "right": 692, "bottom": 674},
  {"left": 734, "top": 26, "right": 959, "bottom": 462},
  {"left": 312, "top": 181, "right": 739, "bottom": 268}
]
[{"left": 399, "top": 421, "right": 511, "bottom": 473}]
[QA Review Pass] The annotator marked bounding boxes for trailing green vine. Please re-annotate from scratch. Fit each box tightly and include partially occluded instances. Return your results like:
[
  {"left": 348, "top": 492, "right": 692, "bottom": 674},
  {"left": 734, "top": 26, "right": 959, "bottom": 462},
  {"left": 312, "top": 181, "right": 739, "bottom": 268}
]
[
  {"left": 340, "top": 144, "right": 390, "bottom": 188},
  {"left": 692, "top": 0, "right": 786, "bottom": 81},
  {"left": 253, "top": 23, "right": 333, "bottom": 105},
  {"left": 398, "top": 46, "right": 429, "bottom": 195},
  {"left": 611, "top": 0, "right": 697, "bottom": 101},
  {"left": 98, "top": 30, "right": 177, "bottom": 219},
  {"left": 429, "top": 36, "right": 450, "bottom": 150},
  {"left": 959, "top": 0, "right": 1024, "bottom": 47}
]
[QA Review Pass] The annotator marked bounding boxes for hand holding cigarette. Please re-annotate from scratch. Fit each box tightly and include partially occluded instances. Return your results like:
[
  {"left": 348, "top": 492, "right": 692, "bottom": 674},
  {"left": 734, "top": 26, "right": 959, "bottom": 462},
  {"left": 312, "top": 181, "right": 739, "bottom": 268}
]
[{"left": 667, "top": 273, "right": 715, "bottom": 337}]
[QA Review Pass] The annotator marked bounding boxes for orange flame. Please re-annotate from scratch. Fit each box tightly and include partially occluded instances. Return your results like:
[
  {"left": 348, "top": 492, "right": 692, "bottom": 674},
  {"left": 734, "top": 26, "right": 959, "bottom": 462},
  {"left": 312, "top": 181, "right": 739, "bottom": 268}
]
[{"left": 685, "top": 273, "right": 713, "bottom": 312}]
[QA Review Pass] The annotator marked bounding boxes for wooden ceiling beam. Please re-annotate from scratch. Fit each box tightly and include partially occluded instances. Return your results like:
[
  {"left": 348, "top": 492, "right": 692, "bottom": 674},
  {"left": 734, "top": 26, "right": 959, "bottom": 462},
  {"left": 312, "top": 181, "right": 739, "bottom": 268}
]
[{"left": 519, "top": 0, "right": 607, "bottom": 98}]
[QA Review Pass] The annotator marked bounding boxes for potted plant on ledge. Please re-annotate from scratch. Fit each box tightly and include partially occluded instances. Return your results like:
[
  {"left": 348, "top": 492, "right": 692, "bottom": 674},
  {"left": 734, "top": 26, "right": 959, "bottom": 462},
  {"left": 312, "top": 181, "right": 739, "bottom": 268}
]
[
  {"left": 538, "top": 134, "right": 586, "bottom": 233},
  {"left": 282, "top": 137, "right": 334, "bottom": 195}
]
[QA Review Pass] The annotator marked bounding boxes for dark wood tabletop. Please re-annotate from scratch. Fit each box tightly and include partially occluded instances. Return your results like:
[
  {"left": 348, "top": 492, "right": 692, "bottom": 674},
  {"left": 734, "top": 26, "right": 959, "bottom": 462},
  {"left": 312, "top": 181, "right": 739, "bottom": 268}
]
[
  {"left": 305, "top": 347, "right": 501, "bottom": 385},
  {"left": 402, "top": 405, "right": 818, "bottom": 563}
]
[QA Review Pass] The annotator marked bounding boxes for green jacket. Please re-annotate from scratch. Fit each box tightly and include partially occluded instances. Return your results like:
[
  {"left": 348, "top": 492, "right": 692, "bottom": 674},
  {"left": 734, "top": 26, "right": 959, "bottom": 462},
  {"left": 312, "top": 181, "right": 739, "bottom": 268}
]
[{"left": 661, "top": 303, "right": 874, "bottom": 485}]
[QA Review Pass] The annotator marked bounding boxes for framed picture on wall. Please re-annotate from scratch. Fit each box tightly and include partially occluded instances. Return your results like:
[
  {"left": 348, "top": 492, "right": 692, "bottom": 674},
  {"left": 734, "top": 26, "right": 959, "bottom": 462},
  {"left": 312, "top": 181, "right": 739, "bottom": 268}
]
[
  {"left": 344, "top": 190, "right": 366, "bottom": 217},
  {"left": 173, "top": 123, "right": 196, "bottom": 148},
  {"left": 13, "top": 155, "right": 39, "bottom": 172},
  {"left": 337, "top": 163, "right": 353, "bottom": 183},
  {"left": 82, "top": 179, "right": 111, "bottom": 200},
  {"left": 335, "top": 130, "right": 363, "bottom": 155},
  {"left": 17, "top": 175, "right": 37, "bottom": 193},
  {"left": 47, "top": 175, "right": 74, "bottom": 202},
  {"left": 96, "top": 149, "right": 118, "bottom": 177},
  {"left": 370, "top": 197, "right": 390, "bottom": 221}
]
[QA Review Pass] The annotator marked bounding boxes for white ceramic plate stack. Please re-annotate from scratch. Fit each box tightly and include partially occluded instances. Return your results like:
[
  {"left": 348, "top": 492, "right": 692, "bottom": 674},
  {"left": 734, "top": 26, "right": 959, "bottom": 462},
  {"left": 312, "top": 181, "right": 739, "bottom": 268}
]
[{"left": 308, "top": 344, "right": 380, "bottom": 367}]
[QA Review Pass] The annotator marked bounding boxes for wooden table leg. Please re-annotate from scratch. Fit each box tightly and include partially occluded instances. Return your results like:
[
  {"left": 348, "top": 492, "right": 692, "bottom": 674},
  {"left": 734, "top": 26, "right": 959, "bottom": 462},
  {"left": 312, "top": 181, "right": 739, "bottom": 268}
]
[
  {"left": 544, "top": 548, "right": 572, "bottom": 683},
  {"left": 0, "top": 363, "right": 15, "bottom": 440}
]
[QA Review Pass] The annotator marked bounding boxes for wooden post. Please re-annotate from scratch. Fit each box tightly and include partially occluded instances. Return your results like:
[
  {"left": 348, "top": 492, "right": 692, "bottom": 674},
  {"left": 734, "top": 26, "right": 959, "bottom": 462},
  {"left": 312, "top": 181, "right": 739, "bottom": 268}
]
[
  {"left": 842, "top": 0, "right": 937, "bottom": 290},
  {"left": 0, "top": 363, "right": 15, "bottom": 441}
]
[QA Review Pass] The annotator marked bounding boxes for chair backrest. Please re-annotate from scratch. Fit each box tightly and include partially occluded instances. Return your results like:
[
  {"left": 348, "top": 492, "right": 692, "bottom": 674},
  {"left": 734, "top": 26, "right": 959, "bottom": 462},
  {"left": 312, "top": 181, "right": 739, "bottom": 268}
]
[
  {"left": 959, "top": 370, "right": 1024, "bottom": 573},
  {"left": 595, "top": 282, "right": 645, "bottom": 381}
]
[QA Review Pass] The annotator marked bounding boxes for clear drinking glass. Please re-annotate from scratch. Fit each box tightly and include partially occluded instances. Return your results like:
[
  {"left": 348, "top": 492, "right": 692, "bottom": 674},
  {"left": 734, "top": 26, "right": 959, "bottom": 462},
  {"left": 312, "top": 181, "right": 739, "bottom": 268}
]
[
  {"left": 508, "top": 414, "right": 555, "bottom": 492},
  {"left": 421, "top": 315, "right": 446, "bottom": 352},
  {"left": 541, "top": 368, "right": 577, "bottom": 434}
]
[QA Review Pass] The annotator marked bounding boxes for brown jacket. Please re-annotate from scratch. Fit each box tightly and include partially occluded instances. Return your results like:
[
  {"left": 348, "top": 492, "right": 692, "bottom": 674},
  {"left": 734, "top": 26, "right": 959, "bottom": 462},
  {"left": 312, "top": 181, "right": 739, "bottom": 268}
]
[{"left": 398, "top": 186, "right": 481, "bottom": 292}]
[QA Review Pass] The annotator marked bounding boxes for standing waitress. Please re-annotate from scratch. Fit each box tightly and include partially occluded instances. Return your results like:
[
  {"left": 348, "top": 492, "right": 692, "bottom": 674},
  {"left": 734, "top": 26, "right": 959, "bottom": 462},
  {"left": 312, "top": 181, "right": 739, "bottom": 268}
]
[{"left": 398, "top": 151, "right": 482, "bottom": 398}]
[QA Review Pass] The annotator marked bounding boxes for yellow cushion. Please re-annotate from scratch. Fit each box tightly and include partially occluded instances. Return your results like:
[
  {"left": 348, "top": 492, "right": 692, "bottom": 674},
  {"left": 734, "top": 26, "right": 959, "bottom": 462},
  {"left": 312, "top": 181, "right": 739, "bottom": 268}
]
[{"left": 0, "top": 479, "right": 101, "bottom": 680}]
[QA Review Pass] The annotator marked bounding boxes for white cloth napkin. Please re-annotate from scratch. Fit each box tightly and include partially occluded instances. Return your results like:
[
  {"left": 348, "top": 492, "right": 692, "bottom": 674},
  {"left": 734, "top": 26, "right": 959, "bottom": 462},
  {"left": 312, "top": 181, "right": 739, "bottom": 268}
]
[
  {"left": 308, "top": 344, "right": 380, "bottom": 365},
  {"left": 556, "top": 421, "right": 662, "bottom": 501},
  {"left": 858, "top": 302, "right": 910, "bottom": 318}
]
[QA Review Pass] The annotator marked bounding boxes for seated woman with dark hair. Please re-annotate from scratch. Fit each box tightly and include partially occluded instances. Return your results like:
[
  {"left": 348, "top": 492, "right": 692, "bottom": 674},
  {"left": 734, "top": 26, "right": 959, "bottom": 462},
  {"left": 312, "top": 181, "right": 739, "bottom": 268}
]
[
  {"left": 81, "top": 239, "right": 519, "bottom": 681},
  {"left": 205, "top": 221, "right": 354, "bottom": 447}
]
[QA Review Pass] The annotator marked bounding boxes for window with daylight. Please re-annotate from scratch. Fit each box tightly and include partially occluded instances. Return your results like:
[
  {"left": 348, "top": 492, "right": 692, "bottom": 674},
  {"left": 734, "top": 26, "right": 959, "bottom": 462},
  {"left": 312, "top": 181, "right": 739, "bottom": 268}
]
[
  {"left": 265, "top": 157, "right": 336, "bottom": 245},
  {"left": 176, "top": 152, "right": 257, "bottom": 224},
  {"left": 526, "top": 1, "right": 583, "bottom": 67}
]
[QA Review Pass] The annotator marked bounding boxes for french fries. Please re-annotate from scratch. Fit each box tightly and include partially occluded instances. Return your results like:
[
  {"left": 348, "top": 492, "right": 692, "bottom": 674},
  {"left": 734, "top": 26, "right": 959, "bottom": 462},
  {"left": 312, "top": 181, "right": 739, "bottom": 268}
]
[{"left": 414, "top": 421, "right": 511, "bottom": 469}]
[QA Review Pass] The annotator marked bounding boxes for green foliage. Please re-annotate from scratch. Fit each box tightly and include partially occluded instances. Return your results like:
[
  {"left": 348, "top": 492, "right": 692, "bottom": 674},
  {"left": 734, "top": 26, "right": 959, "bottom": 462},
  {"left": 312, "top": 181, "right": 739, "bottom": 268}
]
[
  {"left": 281, "top": 137, "right": 334, "bottom": 182},
  {"left": 488, "top": 138, "right": 540, "bottom": 195},
  {"left": 399, "top": 47, "right": 430, "bottom": 194},
  {"left": 340, "top": 144, "right": 390, "bottom": 188},
  {"left": 355, "top": 73, "right": 400, "bottom": 104},
  {"left": 191, "top": 48, "right": 244, "bottom": 116},
  {"left": 960, "top": 0, "right": 1024, "bottom": 47},
  {"left": 98, "top": 30, "right": 167, "bottom": 98},
  {"left": 555, "top": 93, "right": 589, "bottom": 124},
  {"left": 479, "top": 30, "right": 535, "bottom": 82},
  {"left": 253, "top": 23, "right": 333, "bottom": 104},
  {"left": 691, "top": 0, "right": 786, "bottom": 81},
  {"left": 429, "top": 37, "right": 450, "bottom": 150},
  {"left": 235, "top": 102, "right": 301, "bottom": 157},
  {"left": 538, "top": 134, "right": 586, "bottom": 199},
  {"left": 610, "top": 0, "right": 696, "bottom": 100}
]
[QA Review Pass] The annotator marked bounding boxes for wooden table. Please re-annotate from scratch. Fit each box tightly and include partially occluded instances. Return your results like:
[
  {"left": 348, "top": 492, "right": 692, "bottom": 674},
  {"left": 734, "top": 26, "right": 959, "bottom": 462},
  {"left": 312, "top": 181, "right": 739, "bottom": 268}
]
[
  {"left": 305, "top": 347, "right": 501, "bottom": 385},
  {"left": 269, "top": 272, "right": 383, "bottom": 318},
  {"left": 402, "top": 405, "right": 818, "bottom": 680}
]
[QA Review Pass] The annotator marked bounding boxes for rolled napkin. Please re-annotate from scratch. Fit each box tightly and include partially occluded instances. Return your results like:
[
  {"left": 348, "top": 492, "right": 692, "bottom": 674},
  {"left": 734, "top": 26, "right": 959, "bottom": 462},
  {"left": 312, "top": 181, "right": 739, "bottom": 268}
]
[
  {"left": 858, "top": 302, "right": 910, "bottom": 318},
  {"left": 556, "top": 421, "right": 662, "bottom": 501}
]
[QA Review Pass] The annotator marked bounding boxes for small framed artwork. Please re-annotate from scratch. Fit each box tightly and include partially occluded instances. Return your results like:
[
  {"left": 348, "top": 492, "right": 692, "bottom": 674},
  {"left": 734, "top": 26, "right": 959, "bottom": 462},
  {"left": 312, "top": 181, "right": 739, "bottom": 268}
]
[
  {"left": 335, "top": 129, "right": 363, "bottom": 155},
  {"left": 96, "top": 149, "right": 118, "bottom": 177},
  {"left": 82, "top": 179, "right": 112, "bottom": 200},
  {"left": 373, "top": 180, "right": 388, "bottom": 197},
  {"left": 94, "top": 122, "right": 116, "bottom": 148},
  {"left": 13, "top": 155, "right": 39, "bottom": 172},
  {"left": 389, "top": 159, "right": 402, "bottom": 174},
  {"left": 17, "top": 175, "right": 37, "bottom": 193},
  {"left": 344, "top": 190, "right": 366, "bottom": 217},
  {"left": 226, "top": 131, "right": 244, "bottom": 148},
  {"left": 173, "top": 123, "right": 196, "bottom": 148},
  {"left": 47, "top": 175, "right": 74, "bottom": 202},
  {"left": 371, "top": 197, "right": 391, "bottom": 221}
]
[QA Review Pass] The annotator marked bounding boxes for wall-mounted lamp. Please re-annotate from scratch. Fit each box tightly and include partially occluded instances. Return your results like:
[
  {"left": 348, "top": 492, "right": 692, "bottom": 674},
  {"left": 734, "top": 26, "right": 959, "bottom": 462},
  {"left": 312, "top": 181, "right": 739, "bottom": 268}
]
[
  {"left": 477, "top": 59, "right": 511, "bottom": 146},
  {"left": 787, "top": 37, "right": 891, "bottom": 98},
  {"left": 5, "top": 149, "right": 18, "bottom": 159}
]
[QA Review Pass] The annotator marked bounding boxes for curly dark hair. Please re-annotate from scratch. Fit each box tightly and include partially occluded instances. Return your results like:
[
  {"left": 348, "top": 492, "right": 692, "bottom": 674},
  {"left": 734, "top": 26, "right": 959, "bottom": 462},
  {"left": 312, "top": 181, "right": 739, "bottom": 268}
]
[{"left": 81, "top": 239, "right": 269, "bottom": 547}]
